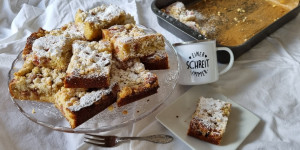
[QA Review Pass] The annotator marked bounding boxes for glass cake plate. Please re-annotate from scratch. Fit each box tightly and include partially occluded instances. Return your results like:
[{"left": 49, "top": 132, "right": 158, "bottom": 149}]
[{"left": 7, "top": 25, "right": 180, "bottom": 133}]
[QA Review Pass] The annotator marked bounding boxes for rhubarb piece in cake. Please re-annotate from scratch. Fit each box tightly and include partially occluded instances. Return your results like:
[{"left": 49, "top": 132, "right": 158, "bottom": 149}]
[
  {"left": 64, "top": 40, "right": 113, "bottom": 88},
  {"left": 102, "top": 24, "right": 165, "bottom": 62},
  {"left": 55, "top": 83, "right": 119, "bottom": 128},
  {"left": 111, "top": 59, "right": 159, "bottom": 107},
  {"left": 140, "top": 50, "right": 169, "bottom": 70},
  {"left": 187, "top": 97, "right": 231, "bottom": 145},
  {"left": 9, "top": 59, "right": 65, "bottom": 103},
  {"left": 26, "top": 34, "right": 73, "bottom": 71},
  {"left": 75, "top": 4, "right": 135, "bottom": 40}
]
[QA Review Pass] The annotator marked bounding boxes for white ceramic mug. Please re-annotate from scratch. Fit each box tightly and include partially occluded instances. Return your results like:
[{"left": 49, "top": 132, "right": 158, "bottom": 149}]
[{"left": 173, "top": 40, "right": 234, "bottom": 85}]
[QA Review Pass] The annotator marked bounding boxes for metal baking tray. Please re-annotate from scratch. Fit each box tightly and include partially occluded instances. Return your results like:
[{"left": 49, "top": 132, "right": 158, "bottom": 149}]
[{"left": 151, "top": 0, "right": 300, "bottom": 63}]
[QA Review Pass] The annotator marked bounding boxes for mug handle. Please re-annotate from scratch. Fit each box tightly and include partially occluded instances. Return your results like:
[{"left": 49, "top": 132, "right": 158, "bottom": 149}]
[{"left": 217, "top": 47, "right": 234, "bottom": 75}]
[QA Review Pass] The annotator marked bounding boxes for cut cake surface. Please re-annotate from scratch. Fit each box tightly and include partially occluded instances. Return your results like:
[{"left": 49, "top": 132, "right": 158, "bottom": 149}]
[
  {"left": 111, "top": 59, "right": 159, "bottom": 107},
  {"left": 102, "top": 24, "right": 165, "bottom": 62},
  {"left": 64, "top": 40, "right": 112, "bottom": 88},
  {"left": 187, "top": 97, "right": 231, "bottom": 145}
]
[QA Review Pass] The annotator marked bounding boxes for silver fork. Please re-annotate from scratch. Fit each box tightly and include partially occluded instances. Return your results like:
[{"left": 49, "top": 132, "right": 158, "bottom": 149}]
[{"left": 84, "top": 134, "right": 173, "bottom": 147}]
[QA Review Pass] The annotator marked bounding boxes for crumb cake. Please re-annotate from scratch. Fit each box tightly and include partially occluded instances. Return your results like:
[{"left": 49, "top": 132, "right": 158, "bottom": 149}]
[
  {"left": 26, "top": 34, "right": 73, "bottom": 71},
  {"left": 55, "top": 83, "right": 119, "bottom": 128},
  {"left": 49, "top": 22, "right": 85, "bottom": 40},
  {"left": 9, "top": 4, "right": 169, "bottom": 128},
  {"left": 22, "top": 28, "right": 47, "bottom": 59},
  {"left": 162, "top": 2, "right": 202, "bottom": 33},
  {"left": 64, "top": 40, "right": 113, "bottom": 88},
  {"left": 140, "top": 50, "right": 169, "bottom": 70},
  {"left": 75, "top": 4, "right": 135, "bottom": 40},
  {"left": 111, "top": 59, "right": 159, "bottom": 107},
  {"left": 9, "top": 59, "right": 65, "bottom": 103},
  {"left": 102, "top": 24, "right": 165, "bottom": 62},
  {"left": 187, "top": 97, "right": 231, "bottom": 145}
]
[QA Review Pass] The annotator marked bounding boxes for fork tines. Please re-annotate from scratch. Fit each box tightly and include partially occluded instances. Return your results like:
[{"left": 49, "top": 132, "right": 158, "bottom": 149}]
[{"left": 84, "top": 134, "right": 117, "bottom": 147}]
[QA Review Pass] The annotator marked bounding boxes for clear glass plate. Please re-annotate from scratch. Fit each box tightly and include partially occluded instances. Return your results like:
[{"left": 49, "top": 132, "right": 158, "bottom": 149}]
[{"left": 7, "top": 26, "right": 180, "bottom": 133}]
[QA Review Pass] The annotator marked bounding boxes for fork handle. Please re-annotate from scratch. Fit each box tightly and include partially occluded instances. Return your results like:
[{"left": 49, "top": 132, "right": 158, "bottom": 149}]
[{"left": 118, "top": 134, "right": 173, "bottom": 144}]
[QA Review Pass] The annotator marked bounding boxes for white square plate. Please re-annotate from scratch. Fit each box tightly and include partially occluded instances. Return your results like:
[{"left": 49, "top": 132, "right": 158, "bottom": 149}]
[{"left": 156, "top": 85, "right": 260, "bottom": 150}]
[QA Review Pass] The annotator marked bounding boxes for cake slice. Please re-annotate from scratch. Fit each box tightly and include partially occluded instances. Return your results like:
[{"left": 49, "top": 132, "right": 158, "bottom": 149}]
[
  {"left": 140, "top": 50, "right": 169, "bottom": 70},
  {"left": 9, "top": 58, "right": 65, "bottom": 103},
  {"left": 111, "top": 59, "right": 159, "bottom": 107},
  {"left": 26, "top": 34, "right": 73, "bottom": 71},
  {"left": 64, "top": 40, "right": 113, "bottom": 88},
  {"left": 187, "top": 97, "right": 231, "bottom": 145},
  {"left": 22, "top": 28, "right": 48, "bottom": 59},
  {"left": 55, "top": 83, "right": 119, "bottom": 128},
  {"left": 75, "top": 4, "right": 135, "bottom": 40},
  {"left": 49, "top": 22, "right": 85, "bottom": 40},
  {"left": 102, "top": 24, "right": 165, "bottom": 62}
]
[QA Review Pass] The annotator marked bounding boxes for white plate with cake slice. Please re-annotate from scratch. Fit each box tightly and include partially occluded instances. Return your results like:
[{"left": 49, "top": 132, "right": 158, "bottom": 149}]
[{"left": 156, "top": 85, "right": 260, "bottom": 150}]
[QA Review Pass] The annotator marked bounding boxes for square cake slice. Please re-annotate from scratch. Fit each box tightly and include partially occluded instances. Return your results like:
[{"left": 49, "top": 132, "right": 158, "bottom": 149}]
[
  {"left": 111, "top": 59, "right": 159, "bottom": 107},
  {"left": 9, "top": 59, "right": 65, "bottom": 103},
  {"left": 55, "top": 83, "right": 119, "bottom": 128},
  {"left": 187, "top": 97, "right": 231, "bottom": 145},
  {"left": 102, "top": 24, "right": 165, "bottom": 62},
  {"left": 28, "top": 34, "right": 73, "bottom": 71},
  {"left": 64, "top": 40, "right": 112, "bottom": 88},
  {"left": 140, "top": 50, "right": 169, "bottom": 70},
  {"left": 75, "top": 4, "right": 135, "bottom": 40},
  {"left": 22, "top": 28, "right": 48, "bottom": 59}
]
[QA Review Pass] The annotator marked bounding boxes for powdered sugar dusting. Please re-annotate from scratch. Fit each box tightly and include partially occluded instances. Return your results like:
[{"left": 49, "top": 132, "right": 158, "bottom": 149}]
[
  {"left": 68, "top": 84, "right": 115, "bottom": 112},
  {"left": 67, "top": 40, "right": 112, "bottom": 78},
  {"left": 83, "top": 4, "right": 125, "bottom": 23},
  {"left": 111, "top": 59, "right": 151, "bottom": 88},
  {"left": 193, "top": 97, "right": 230, "bottom": 131},
  {"left": 32, "top": 35, "right": 68, "bottom": 58}
]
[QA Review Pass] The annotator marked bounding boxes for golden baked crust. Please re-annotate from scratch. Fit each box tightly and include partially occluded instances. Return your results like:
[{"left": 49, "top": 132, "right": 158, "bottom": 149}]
[
  {"left": 55, "top": 84, "right": 119, "bottom": 128},
  {"left": 111, "top": 59, "right": 159, "bottom": 107},
  {"left": 102, "top": 24, "right": 165, "bottom": 62},
  {"left": 140, "top": 50, "right": 169, "bottom": 70},
  {"left": 75, "top": 4, "right": 135, "bottom": 40},
  {"left": 49, "top": 22, "right": 85, "bottom": 40},
  {"left": 64, "top": 40, "right": 113, "bottom": 88},
  {"left": 22, "top": 28, "right": 47, "bottom": 59},
  {"left": 187, "top": 97, "right": 231, "bottom": 145}
]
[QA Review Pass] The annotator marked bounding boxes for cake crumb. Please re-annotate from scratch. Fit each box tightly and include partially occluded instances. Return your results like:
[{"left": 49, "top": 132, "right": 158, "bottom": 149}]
[
  {"left": 108, "top": 105, "right": 114, "bottom": 111},
  {"left": 176, "top": 115, "right": 179, "bottom": 118},
  {"left": 122, "top": 110, "right": 128, "bottom": 115},
  {"left": 32, "top": 108, "right": 36, "bottom": 114}
]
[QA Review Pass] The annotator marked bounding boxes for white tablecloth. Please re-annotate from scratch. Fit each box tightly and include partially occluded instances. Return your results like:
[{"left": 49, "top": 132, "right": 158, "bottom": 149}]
[{"left": 1, "top": 0, "right": 300, "bottom": 149}]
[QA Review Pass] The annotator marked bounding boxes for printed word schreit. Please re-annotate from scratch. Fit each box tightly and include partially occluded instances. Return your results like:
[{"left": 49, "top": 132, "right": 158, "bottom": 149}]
[
  {"left": 186, "top": 59, "right": 209, "bottom": 69},
  {"left": 185, "top": 50, "right": 210, "bottom": 77}
]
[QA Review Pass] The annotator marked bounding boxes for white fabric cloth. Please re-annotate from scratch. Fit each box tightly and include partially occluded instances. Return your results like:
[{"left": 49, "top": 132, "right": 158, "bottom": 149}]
[{"left": 1, "top": 0, "right": 300, "bottom": 149}]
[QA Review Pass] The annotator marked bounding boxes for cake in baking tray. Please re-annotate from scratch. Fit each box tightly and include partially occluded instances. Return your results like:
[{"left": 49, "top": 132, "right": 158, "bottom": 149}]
[
  {"left": 111, "top": 59, "right": 159, "bottom": 107},
  {"left": 102, "top": 24, "right": 165, "bottom": 62},
  {"left": 187, "top": 97, "right": 231, "bottom": 145},
  {"left": 75, "top": 4, "right": 135, "bottom": 40},
  {"left": 64, "top": 40, "right": 113, "bottom": 88},
  {"left": 55, "top": 83, "right": 119, "bottom": 128},
  {"left": 163, "top": 1, "right": 297, "bottom": 46}
]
